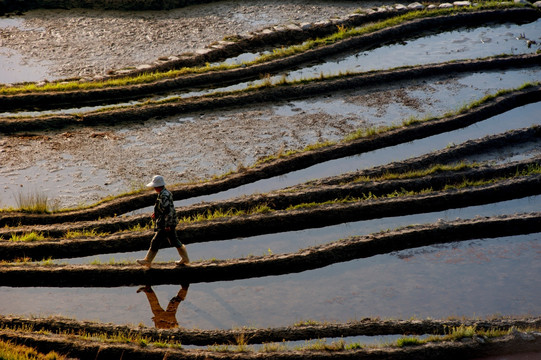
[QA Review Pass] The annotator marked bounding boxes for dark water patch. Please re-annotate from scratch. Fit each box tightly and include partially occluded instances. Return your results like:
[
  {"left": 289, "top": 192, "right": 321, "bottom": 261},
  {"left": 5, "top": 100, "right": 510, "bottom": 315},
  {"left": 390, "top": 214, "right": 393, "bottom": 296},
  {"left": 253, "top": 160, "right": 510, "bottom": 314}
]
[
  {"left": 1, "top": 232, "right": 539, "bottom": 329},
  {"left": 464, "top": 138, "right": 541, "bottom": 165}
]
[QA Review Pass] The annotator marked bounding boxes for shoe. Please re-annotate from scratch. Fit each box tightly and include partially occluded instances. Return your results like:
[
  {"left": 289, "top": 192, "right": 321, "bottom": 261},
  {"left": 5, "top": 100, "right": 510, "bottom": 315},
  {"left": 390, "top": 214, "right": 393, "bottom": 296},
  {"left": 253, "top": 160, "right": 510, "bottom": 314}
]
[
  {"left": 136, "top": 285, "right": 151, "bottom": 293},
  {"left": 175, "top": 260, "right": 189, "bottom": 267},
  {"left": 136, "top": 259, "right": 151, "bottom": 268},
  {"left": 137, "top": 249, "right": 157, "bottom": 268}
]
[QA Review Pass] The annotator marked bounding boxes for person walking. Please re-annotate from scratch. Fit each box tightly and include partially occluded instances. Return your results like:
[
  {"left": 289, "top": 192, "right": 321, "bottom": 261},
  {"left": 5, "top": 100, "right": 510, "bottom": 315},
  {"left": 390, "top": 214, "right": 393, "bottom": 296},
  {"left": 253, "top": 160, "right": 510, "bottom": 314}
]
[{"left": 137, "top": 175, "right": 189, "bottom": 268}]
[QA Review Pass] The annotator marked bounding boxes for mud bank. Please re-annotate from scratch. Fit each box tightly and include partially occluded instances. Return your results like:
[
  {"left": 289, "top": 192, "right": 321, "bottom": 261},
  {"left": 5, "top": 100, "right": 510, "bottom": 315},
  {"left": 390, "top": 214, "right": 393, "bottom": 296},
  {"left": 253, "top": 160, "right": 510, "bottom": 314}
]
[
  {"left": 1, "top": 86, "right": 539, "bottom": 227},
  {"left": 1, "top": 8, "right": 538, "bottom": 112},
  {"left": 2, "top": 315, "right": 541, "bottom": 346},
  {"left": 2, "top": 54, "right": 540, "bottom": 132},
  {"left": 2, "top": 155, "right": 538, "bottom": 240},
  {"left": 291, "top": 127, "right": 541, "bottom": 188},
  {"left": 2, "top": 173, "right": 540, "bottom": 261},
  {"left": 2, "top": 124, "right": 539, "bottom": 228},
  {"left": 1, "top": 326, "right": 540, "bottom": 360},
  {"left": 1, "top": 212, "right": 539, "bottom": 287}
]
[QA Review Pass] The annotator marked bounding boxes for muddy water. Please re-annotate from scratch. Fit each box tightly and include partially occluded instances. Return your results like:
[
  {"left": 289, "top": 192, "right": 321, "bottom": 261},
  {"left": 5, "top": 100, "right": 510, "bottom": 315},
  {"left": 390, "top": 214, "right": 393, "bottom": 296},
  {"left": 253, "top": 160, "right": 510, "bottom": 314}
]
[
  {"left": 280, "top": 19, "right": 541, "bottom": 82},
  {"left": 1, "top": 231, "right": 539, "bottom": 330},
  {"left": 1, "top": 69, "right": 539, "bottom": 210},
  {"left": 157, "top": 19, "right": 541, "bottom": 101},
  {"left": 0, "top": 18, "right": 53, "bottom": 83},
  {"left": 173, "top": 101, "right": 541, "bottom": 208},
  {"left": 465, "top": 138, "right": 541, "bottom": 165},
  {"left": 3, "top": 20, "right": 540, "bottom": 118},
  {"left": 0, "top": 0, "right": 367, "bottom": 83}
]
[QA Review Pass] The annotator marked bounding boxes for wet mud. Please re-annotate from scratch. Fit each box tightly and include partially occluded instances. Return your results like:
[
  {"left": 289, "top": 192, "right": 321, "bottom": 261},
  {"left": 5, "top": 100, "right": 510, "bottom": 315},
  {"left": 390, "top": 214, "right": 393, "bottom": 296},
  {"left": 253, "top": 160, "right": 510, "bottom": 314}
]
[
  {"left": 1, "top": 53, "right": 540, "bottom": 133},
  {"left": 1, "top": 8, "right": 538, "bottom": 112},
  {"left": 0, "top": 0, "right": 367, "bottom": 81},
  {"left": 2, "top": 314, "right": 541, "bottom": 346},
  {"left": 1, "top": 87, "right": 539, "bottom": 227}
]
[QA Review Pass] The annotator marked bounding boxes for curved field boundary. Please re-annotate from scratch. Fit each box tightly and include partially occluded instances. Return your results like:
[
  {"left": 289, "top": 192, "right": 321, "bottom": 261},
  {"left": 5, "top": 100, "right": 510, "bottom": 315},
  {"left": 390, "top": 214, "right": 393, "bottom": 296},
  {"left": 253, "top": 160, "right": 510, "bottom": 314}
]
[
  {"left": 105, "top": 5, "right": 540, "bottom": 78},
  {"left": 294, "top": 127, "right": 541, "bottom": 188},
  {"left": 1, "top": 86, "right": 540, "bottom": 227},
  {"left": 2, "top": 126, "right": 539, "bottom": 236},
  {"left": 1, "top": 53, "right": 540, "bottom": 132},
  {"left": 2, "top": 156, "right": 538, "bottom": 240},
  {"left": 1, "top": 211, "right": 539, "bottom": 287},
  {"left": 1, "top": 174, "right": 540, "bottom": 261},
  {"left": 1, "top": 327, "right": 540, "bottom": 360},
  {"left": 1, "top": 8, "right": 537, "bottom": 111},
  {"left": 1, "top": 124, "right": 538, "bottom": 231},
  {"left": 2, "top": 315, "right": 541, "bottom": 346},
  {"left": 158, "top": 157, "right": 541, "bottom": 221}
]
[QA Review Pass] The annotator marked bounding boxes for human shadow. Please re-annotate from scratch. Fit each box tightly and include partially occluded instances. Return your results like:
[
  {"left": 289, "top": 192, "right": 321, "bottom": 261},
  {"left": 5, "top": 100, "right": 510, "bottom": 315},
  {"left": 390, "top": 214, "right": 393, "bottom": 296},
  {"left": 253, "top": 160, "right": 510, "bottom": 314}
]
[{"left": 137, "top": 283, "right": 190, "bottom": 329}]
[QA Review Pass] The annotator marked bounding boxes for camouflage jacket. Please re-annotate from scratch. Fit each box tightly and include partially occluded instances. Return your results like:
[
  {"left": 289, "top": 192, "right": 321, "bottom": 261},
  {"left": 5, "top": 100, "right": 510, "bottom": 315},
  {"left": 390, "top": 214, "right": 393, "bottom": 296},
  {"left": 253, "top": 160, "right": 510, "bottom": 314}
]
[{"left": 154, "top": 188, "right": 178, "bottom": 229}]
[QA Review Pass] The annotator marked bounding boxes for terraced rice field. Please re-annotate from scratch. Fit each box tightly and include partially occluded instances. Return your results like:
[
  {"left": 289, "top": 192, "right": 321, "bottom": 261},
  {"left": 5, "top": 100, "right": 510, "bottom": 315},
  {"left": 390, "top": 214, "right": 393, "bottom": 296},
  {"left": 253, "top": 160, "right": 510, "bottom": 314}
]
[{"left": 0, "top": 1, "right": 541, "bottom": 359}]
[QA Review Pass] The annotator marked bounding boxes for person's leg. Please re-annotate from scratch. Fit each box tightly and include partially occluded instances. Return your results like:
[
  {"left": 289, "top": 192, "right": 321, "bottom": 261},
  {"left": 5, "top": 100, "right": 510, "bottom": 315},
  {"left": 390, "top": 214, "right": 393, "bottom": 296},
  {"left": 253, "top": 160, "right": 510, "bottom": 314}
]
[
  {"left": 176, "top": 245, "right": 190, "bottom": 266},
  {"left": 166, "top": 229, "right": 190, "bottom": 266},
  {"left": 137, "top": 231, "right": 162, "bottom": 268}
]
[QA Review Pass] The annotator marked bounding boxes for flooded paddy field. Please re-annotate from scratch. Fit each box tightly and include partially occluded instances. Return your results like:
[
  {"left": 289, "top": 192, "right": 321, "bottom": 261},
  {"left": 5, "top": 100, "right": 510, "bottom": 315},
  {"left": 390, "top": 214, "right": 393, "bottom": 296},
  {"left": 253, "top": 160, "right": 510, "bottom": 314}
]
[
  {"left": 0, "top": 1, "right": 540, "bottom": 359},
  {"left": 1, "top": 232, "right": 540, "bottom": 329},
  {"left": 1, "top": 69, "right": 540, "bottom": 210}
]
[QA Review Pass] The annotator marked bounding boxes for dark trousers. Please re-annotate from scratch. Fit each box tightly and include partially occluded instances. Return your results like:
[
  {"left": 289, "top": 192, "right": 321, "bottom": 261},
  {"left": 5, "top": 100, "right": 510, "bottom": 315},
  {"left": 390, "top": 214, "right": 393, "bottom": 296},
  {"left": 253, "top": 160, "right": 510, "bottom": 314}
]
[{"left": 150, "top": 228, "right": 182, "bottom": 251}]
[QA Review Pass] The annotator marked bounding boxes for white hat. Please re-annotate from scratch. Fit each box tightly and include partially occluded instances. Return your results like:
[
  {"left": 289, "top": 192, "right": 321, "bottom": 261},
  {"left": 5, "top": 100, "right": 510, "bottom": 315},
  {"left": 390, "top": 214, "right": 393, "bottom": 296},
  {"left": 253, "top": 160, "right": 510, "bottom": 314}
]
[{"left": 147, "top": 175, "right": 165, "bottom": 188}]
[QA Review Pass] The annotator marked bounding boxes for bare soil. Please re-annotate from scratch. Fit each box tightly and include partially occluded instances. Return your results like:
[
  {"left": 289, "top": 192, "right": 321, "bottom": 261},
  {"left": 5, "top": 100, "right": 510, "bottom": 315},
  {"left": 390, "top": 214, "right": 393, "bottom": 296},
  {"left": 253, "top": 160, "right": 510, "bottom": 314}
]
[
  {"left": 0, "top": 0, "right": 369, "bottom": 81},
  {"left": 3, "top": 5, "right": 539, "bottom": 210},
  {"left": 1, "top": 85, "right": 539, "bottom": 226}
]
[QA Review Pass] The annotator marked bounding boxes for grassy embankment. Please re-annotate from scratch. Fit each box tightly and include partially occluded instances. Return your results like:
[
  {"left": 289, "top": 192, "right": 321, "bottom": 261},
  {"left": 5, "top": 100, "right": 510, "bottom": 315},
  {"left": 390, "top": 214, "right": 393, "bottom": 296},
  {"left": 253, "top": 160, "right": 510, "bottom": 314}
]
[{"left": 0, "top": 322, "right": 539, "bottom": 355}]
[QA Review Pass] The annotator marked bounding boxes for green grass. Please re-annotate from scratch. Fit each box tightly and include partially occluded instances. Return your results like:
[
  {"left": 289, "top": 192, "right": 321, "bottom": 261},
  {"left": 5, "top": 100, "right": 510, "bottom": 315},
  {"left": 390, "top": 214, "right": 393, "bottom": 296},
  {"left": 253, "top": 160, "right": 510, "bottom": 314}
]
[
  {"left": 296, "top": 338, "right": 346, "bottom": 351},
  {"left": 442, "top": 163, "right": 541, "bottom": 191},
  {"left": 352, "top": 162, "right": 478, "bottom": 183},
  {"left": 179, "top": 204, "right": 273, "bottom": 223},
  {"left": 396, "top": 337, "right": 423, "bottom": 347},
  {"left": 13, "top": 190, "right": 50, "bottom": 214},
  {"left": 294, "top": 319, "right": 322, "bottom": 327},
  {"left": 0, "top": 340, "right": 66, "bottom": 360},
  {"left": 261, "top": 341, "right": 289, "bottom": 352},
  {"left": 9, "top": 232, "right": 45, "bottom": 242},
  {"left": 0, "top": 321, "right": 538, "bottom": 356},
  {"left": 65, "top": 229, "right": 110, "bottom": 238},
  {"left": 182, "top": 163, "right": 537, "bottom": 223}
]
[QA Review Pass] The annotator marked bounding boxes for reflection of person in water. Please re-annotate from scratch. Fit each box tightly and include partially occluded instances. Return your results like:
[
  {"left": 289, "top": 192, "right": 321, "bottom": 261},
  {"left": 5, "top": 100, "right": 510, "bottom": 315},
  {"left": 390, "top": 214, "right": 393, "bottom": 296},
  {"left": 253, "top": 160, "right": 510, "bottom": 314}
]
[{"left": 137, "top": 283, "right": 189, "bottom": 329}]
